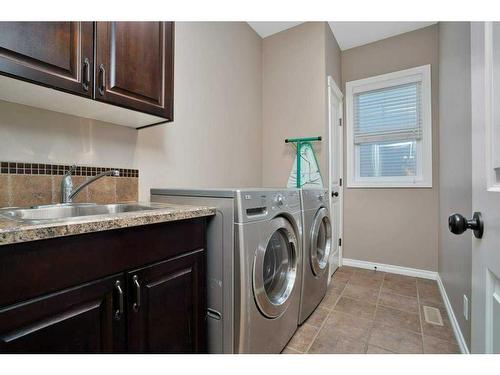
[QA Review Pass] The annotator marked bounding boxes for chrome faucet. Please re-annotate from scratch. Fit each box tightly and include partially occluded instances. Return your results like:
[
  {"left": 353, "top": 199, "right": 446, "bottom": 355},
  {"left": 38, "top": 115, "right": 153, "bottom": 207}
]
[{"left": 61, "top": 165, "right": 120, "bottom": 203}]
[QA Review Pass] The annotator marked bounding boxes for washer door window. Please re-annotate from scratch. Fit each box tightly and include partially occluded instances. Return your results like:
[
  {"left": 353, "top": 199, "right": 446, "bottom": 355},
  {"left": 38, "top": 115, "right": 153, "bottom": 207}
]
[
  {"left": 253, "top": 217, "right": 298, "bottom": 318},
  {"left": 310, "top": 208, "right": 332, "bottom": 276}
]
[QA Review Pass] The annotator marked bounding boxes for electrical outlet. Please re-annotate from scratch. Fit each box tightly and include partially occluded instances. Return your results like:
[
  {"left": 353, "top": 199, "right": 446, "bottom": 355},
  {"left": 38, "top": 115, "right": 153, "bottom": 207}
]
[{"left": 463, "top": 294, "right": 469, "bottom": 320}]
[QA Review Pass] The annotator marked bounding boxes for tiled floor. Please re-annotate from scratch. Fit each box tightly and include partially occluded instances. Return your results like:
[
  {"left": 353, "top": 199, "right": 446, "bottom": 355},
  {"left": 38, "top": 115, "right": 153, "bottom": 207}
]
[{"left": 282, "top": 266, "right": 461, "bottom": 354}]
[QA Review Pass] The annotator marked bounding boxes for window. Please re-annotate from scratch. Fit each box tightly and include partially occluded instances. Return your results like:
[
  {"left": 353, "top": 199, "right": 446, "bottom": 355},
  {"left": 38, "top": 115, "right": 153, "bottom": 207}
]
[{"left": 346, "top": 65, "right": 432, "bottom": 188}]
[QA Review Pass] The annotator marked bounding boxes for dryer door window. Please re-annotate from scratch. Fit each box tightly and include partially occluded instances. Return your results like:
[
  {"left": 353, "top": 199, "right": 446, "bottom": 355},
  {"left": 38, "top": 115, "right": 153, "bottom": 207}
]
[
  {"left": 263, "top": 230, "right": 292, "bottom": 304},
  {"left": 310, "top": 207, "right": 332, "bottom": 276},
  {"left": 253, "top": 217, "right": 298, "bottom": 319}
]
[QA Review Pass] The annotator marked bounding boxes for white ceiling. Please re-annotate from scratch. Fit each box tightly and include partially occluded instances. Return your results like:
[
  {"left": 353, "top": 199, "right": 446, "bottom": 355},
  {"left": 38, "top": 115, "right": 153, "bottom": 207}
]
[
  {"left": 247, "top": 22, "right": 303, "bottom": 38},
  {"left": 247, "top": 22, "right": 437, "bottom": 50},
  {"left": 328, "top": 22, "right": 437, "bottom": 50}
]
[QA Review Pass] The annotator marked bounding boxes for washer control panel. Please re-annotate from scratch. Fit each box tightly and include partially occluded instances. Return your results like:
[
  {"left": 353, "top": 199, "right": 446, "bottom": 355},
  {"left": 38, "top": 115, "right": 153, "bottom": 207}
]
[{"left": 235, "top": 189, "right": 300, "bottom": 223}]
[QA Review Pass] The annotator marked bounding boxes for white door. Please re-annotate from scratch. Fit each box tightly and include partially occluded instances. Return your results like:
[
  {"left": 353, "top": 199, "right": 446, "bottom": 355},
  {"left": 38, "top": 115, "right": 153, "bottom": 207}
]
[
  {"left": 327, "top": 76, "right": 343, "bottom": 279},
  {"left": 469, "top": 22, "right": 500, "bottom": 354}
]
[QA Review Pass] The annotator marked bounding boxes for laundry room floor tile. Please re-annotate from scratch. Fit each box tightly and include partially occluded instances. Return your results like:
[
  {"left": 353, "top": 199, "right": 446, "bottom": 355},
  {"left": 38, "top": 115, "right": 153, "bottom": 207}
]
[
  {"left": 378, "top": 291, "right": 419, "bottom": 314},
  {"left": 354, "top": 268, "right": 386, "bottom": 280},
  {"left": 329, "top": 280, "right": 347, "bottom": 292},
  {"left": 322, "top": 311, "right": 373, "bottom": 343},
  {"left": 417, "top": 279, "right": 444, "bottom": 306},
  {"left": 305, "top": 306, "right": 330, "bottom": 328},
  {"left": 286, "top": 323, "right": 319, "bottom": 352},
  {"left": 381, "top": 278, "right": 418, "bottom": 298},
  {"left": 308, "top": 333, "right": 367, "bottom": 354},
  {"left": 368, "top": 321, "right": 423, "bottom": 353},
  {"left": 319, "top": 290, "right": 342, "bottom": 310},
  {"left": 284, "top": 267, "right": 461, "bottom": 355},
  {"left": 348, "top": 272, "right": 384, "bottom": 289},
  {"left": 281, "top": 346, "right": 302, "bottom": 354},
  {"left": 342, "top": 284, "right": 380, "bottom": 304},
  {"left": 366, "top": 345, "right": 395, "bottom": 354},
  {"left": 374, "top": 305, "right": 421, "bottom": 333},
  {"left": 384, "top": 273, "right": 418, "bottom": 285},
  {"left": 422, "top": 335, "right": 460, "bottom": 354},
  {"left": 334, "top": 296, "right": 377, "bottom": 320},
  {"left": 331, "top": 269, "right": 353, "bottom": 283}
]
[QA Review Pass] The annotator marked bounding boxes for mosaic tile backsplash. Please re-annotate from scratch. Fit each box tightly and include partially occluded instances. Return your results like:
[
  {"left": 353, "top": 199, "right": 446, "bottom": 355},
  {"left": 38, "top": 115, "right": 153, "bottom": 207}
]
[{"left": 0, "top": 162, "right": 139, "bottom": 208}]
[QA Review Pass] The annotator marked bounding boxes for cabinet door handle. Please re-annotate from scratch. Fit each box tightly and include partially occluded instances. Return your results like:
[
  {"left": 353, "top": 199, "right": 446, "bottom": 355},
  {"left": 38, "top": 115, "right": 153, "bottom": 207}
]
[
  {"left": 98, "top": 64, "right": 106, "bottom": 96},
  {"left": 114, "top": 280, "right": 124, "bottom": 320},
  {"left": 132, "top": 275, "right": 141, "bottom": 312},
  {"left": 82, "top": 58, "right": 90, "bottom": 92}
]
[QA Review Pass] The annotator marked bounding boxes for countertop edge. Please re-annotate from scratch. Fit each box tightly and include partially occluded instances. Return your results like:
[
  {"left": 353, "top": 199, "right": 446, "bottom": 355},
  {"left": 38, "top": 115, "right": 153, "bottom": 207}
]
[{"left": 0, "top": 206, "right": 215, "bottom": 246}]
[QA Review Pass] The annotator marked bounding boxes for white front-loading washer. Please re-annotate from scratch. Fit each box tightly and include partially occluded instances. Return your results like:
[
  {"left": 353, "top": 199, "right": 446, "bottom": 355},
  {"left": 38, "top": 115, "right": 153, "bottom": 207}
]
[
  {"left": 298, "top": 188, "right": 332, "bottom": 325},
  {"left": 151, "top": 188, "right": 302, "bottom": 353}
]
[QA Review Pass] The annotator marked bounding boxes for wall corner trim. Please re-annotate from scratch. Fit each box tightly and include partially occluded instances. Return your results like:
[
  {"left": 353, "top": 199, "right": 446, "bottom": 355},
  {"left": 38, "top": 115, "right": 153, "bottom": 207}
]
[
  {"left": 342, "top": 258, "right": 470, "bottom": 354},
  {"left": 436, "top": 275, "right": 471, "bottom": 354}
]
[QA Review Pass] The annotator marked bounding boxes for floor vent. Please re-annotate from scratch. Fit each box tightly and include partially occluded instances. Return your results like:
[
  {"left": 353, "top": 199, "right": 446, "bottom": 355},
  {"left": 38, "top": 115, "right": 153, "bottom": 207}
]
[{"left": 423, "top": 305, "right": 444, "bottom": 326}]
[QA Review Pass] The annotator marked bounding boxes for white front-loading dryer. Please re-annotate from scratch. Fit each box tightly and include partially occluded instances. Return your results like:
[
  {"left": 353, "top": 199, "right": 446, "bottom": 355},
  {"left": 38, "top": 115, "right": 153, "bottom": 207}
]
[
  {"left": 298, "top": 188, "right": 332, "bottom": 325},
  {"left": 234, "top": 189, "right": 302, "bottom": 353}
]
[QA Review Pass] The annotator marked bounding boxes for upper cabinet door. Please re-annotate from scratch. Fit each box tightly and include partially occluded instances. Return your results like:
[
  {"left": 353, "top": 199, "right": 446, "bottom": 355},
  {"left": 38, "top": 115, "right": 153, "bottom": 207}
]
[
  {"left": 95, "top": 22, "right": 174, "bottom": 120},
  {"left": 0, "top": 22, "right": 94, "bottom": 97}
]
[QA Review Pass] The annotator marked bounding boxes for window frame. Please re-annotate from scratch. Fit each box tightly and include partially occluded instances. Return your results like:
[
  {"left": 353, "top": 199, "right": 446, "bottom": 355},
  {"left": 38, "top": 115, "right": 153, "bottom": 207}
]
[{"left": 346, "top": 64, "right": 433, "bottom": 188}]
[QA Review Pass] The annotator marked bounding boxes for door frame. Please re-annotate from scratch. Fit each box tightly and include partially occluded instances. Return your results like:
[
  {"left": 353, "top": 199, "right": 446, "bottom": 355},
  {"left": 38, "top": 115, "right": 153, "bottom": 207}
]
[{"left": 327, "top": 75, "right": 344, "bottom": 268}]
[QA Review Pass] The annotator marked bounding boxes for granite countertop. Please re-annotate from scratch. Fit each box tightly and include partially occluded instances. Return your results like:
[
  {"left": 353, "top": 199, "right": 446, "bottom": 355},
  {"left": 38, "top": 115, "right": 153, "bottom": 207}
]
[{"left": 0, "top": 203, "right": 215, "bottom": 246}]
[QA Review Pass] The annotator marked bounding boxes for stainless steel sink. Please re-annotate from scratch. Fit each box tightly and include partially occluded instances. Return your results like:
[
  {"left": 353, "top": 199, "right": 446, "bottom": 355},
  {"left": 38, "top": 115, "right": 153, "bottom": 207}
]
[{"left": 0, "top": 203, "right": 164, "bottom": 224}]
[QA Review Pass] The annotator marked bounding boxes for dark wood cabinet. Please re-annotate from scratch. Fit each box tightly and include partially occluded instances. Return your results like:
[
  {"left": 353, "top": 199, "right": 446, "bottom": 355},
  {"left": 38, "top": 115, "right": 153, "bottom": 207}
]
[
  {"left": 0, "top": 21, "right": 174, "bottom": 124},
  {"left": 0, "top": 274, "right": 125, "bottom": 353},
  {"left": 0, "top": 218, "right": 206, "bottom": 353},
  {"left": 0, "top": 22, "right": 94, "bottom": 97},
  {"left": 94, "top": 22, "right": 174, "bottom": 119},
  {"left": 127, "top": 249, "right": 205, "bottom": 353}
]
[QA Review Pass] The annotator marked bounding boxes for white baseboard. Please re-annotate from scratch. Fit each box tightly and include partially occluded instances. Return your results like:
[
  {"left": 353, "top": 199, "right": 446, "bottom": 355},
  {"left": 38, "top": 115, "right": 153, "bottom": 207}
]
[
  {"left": 342, "top": 258, "right": 438, "bottom": 280},
  {"left": 342, "top": 258, "right": 469, "bottom": 354},
  {"left": 436, "top": 275, "right": 470, "bottom": 354}
]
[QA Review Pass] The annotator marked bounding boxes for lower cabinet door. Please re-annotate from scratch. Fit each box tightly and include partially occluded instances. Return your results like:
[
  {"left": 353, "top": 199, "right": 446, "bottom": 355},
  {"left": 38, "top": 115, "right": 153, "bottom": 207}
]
[
  {"left": 0, "top": 274, "right": 126, "bottom": 353},
  {"left": 127, "top": 249, "right": 206, "bottom": 353}
]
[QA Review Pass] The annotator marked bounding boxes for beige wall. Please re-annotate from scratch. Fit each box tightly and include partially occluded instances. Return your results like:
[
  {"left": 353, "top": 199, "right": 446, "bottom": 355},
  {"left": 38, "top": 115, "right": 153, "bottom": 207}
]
[
  {"left": 341, "top": 25, "right": 440, "bottom": 271},
  {"left": 438, "top": 22, "right": 471, "bottom": 347},
  {"left": 262, "top": 22, "right": 342, "bottom": 187},
  {"left": 0, "top": 100, "right": 138, "bottom": 168},
  {"left": 136, "top": 22, "right": 263, "bottom": 200},
  {"left": 325, "top": 24, "right": 342, "bottom": 89}
]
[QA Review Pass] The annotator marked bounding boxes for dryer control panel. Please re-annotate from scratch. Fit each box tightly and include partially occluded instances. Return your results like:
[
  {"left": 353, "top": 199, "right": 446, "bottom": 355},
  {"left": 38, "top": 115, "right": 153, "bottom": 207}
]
[{"left": 300, "top": 188, "right": 329, "bottom": 212}]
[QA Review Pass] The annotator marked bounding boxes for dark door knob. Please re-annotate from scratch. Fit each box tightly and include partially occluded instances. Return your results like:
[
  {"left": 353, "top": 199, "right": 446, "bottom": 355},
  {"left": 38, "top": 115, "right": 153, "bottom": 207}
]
[
  {"left": 448, "top": 212, "right": 484, "bottom": 239},
  {"left": 332, "top": 192, "right": 339, "bottom": 197}
]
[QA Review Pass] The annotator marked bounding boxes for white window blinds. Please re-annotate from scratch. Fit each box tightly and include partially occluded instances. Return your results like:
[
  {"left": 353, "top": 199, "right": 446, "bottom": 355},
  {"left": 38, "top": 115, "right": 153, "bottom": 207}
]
[
  {"left": 353, "top": 82, "right": 422, "bottom": 178},
  {"left": 353, "top": 82, "right": 422, "bottom": 145},
  {"left": 346, "top": 65, "right": 432, "bottom": 187}
]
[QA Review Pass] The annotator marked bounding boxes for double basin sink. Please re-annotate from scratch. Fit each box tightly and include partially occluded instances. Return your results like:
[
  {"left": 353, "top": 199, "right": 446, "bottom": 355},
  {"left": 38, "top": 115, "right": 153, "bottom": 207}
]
[{"left": 0, "top": 203, "right": 163, "bottom": 224}]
